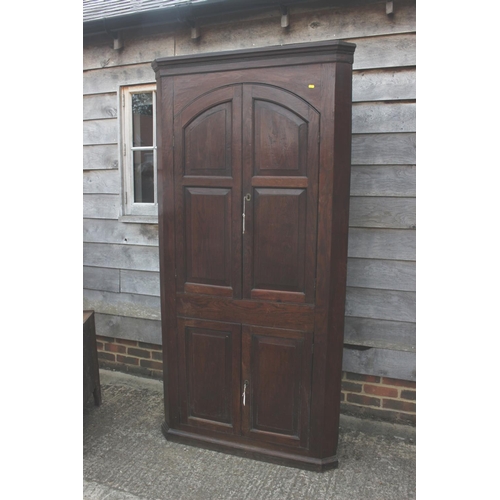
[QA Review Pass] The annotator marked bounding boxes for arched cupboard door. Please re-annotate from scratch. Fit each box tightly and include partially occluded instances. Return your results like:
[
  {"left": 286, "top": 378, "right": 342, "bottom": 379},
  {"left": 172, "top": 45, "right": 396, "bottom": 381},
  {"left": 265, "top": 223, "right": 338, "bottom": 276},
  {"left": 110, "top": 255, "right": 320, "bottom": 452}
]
[{"left": 174, "top": 84, "right": 319, "bottom": 304}]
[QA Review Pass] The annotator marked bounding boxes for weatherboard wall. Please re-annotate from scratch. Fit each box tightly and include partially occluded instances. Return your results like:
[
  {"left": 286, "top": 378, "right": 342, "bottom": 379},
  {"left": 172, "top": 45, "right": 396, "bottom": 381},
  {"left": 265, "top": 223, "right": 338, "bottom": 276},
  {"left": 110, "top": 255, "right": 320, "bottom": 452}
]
[{"left": 83, "top": 0, "right": 416, "bottom": 381}]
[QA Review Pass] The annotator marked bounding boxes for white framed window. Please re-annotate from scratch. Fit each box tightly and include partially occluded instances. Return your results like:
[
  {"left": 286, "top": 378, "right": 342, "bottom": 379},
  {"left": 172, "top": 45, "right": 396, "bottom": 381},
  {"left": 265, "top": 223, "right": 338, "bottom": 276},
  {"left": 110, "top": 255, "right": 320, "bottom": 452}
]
[{"left": 121, "top": 84, "right": 157, "bottom": 219}]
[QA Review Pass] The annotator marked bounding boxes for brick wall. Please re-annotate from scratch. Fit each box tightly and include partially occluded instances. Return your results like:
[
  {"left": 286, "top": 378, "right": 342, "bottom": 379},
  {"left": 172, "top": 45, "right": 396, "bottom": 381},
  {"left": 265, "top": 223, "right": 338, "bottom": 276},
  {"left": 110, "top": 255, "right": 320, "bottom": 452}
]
[
  {"left": 97, "top": 337, "right": 416, "bottom": 426},
  {"left": 97, "top": 336, "right": 163, "bottom": 380},
  {"left": 341, "top": 372, "right": 416, "bottom": 425}
]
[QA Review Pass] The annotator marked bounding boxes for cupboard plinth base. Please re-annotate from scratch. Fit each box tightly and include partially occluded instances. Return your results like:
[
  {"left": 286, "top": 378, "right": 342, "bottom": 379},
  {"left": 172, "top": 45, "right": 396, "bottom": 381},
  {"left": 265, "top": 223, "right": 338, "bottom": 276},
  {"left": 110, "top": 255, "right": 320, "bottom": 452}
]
[{"left": 161, "top": 422, "right": 338, "bottom": 472}]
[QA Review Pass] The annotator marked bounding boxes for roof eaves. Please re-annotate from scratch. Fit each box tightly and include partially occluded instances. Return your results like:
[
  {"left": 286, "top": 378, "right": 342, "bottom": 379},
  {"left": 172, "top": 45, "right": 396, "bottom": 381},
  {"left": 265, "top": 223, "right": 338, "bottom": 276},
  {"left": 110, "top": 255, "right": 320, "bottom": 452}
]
[{"left": 83, "top": 0, "right": 320, "bottom": 36}]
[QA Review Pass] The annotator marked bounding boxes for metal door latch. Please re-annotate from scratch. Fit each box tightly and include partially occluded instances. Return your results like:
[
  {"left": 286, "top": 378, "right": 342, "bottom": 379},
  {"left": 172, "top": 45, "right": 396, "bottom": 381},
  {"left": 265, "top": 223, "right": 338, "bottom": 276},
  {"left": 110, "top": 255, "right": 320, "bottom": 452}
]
[
  {"left": 242, "top": 380, "right": 248, "bottom": 406},
  {"left": 242, "top": 194, "right": 251, "bottom": 234}
]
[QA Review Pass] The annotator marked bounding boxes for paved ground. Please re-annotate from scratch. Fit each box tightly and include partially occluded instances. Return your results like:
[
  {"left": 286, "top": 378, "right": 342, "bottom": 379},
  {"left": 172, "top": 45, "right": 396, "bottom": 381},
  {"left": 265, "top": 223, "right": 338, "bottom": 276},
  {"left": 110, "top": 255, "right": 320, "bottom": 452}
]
[{"left": 83, "top": 370, "right": 416, "bottom": 500}]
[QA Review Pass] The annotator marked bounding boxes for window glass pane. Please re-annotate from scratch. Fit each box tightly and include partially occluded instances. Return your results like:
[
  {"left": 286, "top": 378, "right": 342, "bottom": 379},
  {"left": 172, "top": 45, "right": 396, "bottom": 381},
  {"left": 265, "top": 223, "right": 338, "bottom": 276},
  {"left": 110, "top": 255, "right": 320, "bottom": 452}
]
[
  {"left": 132, "top": 93, "right": 153, "bottom": 147},
  {"left": 133, "top": 150, "right": 154, "bottom": 203}
]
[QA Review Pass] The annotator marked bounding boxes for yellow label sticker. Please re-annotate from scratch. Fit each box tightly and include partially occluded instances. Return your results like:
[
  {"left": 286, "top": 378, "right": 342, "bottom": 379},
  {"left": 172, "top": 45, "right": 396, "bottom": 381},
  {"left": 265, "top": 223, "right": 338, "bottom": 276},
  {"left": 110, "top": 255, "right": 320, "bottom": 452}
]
[{"left": 308, "top": 84, "right": 315, "bottom": 89}]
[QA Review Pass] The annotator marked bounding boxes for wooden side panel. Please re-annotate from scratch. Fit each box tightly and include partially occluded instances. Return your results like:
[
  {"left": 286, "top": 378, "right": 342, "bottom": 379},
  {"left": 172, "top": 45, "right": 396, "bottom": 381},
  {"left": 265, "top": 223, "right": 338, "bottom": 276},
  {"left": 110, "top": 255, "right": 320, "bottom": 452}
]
[
  {"left": 242, "top": 325, "right": 312, "bottom": 449},
  {"left": 178, "top": 318, "right": 241, "bottom": 434}
]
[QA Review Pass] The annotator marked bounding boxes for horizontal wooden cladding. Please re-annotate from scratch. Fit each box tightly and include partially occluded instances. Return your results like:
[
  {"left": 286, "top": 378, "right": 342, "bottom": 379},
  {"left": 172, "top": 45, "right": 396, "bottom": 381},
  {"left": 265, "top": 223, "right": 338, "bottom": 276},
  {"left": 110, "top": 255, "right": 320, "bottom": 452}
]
[
  {"left": 347, "top": 228, "right": 415, "bottom": 261},
  {"left": 349, "top": 197, "right": 416, "bottom": 229},
  {"left": 84, "top": 289, "right": 161, "bottom": 321},
  {"left": 83, "top": 169, "right": 120, "bottom": 194},
  {"left": 347, "top": 258, "right": 415, "bottom": 292},
  {"left": 83, "top": 144, "right": 119, "bottom": 170},
  {"left": 176, "top": 293, "right": 315, "bottom": 331},
  {"left": 84, "top": 3, "right": 414, "bottom": 71},
  {"left": 350, "top": 165, "right": 415, "bottom": 197},
  {"left": 345, "top": 287, "right": 416, "bottom": 323},
  {"left": 84, "top": 266, "right": 120, "bottom": 293},
  {"left": 83, "top": 63, "right": 414, "bottom": 104},
  {"left": 93, "top": 313, "right": 162, "bottom": 345},
  {"left": 344, "top": 316, "right": 415, "bottom": 353},
  {"left": 83, "top": 118, "right": 117, "bottom": 145},
  {"left": 83, "top": 35, "right": 175, "bottom": 72},
  {"left": 83, "top": 267, "right": 160, "bottom": 296},
  {"left": 172, "top": 9, "right": 415, "bottom": 66},
  {"left": 83, "top": 93, "right": 118, "bottom": 120},
  {"left": 350, "top": 33, "right": 415, "bottom": 71},
  {"left": 83, "top": 219, "right": 159, "bottom": 246},
  {"left": 353, "top": 68, "right": 415, "bottom": 102},
  {"left": 352, "top": 102, "right": 415, "bottom": 134},
  {"left": 83, "top": 63, "right": 156, "bottom": 95},
  {"left": 342, "top": 346, "right": 416, "bottom": 382},
  {"left": 83, "top": 242, "right": 159, "bottom": 272},
  {"left": 83, "top": 194, "right": 120, "bottom": 219},
  {"left": 352, "top": 133, "right": 416, "bottom": 165},
  {"left": 121, "top": 270, "right": 160, "bottom": 296}
]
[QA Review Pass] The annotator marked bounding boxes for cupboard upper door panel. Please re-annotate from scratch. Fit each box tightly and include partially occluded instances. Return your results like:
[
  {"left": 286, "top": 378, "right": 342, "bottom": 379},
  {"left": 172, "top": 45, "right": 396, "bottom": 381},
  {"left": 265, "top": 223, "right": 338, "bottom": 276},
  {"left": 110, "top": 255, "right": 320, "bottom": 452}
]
[
  {"left": 174, "top": 86, "right": 242, "bottom": 298},
  {"left": 253, "top": 100, "right": 307, "bottom": 176},
  {"left": 243, "top": 84, "right": 319, "bottom": 304},
  {"left": 177, "top": 86, "right": 242, "bottom": 178},
  {"left": 251, "top": 188, "right": 307, "bottom": 299},
  {"left": 244, "top": 84, "right": 319, "bottom": 179},
  {"left": 183, "top": 187, "right": 233, "bottom": 293},
  {"left": 184, "top": 101, "right": 232, "bottom": 176}
]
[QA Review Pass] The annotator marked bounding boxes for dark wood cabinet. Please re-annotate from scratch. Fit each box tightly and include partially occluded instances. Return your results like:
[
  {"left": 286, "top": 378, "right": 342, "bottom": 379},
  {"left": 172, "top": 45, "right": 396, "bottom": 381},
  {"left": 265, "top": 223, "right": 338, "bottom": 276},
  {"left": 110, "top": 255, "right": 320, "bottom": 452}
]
[{"left": 153, "top": 40, "right": 356, "bottom": 471}]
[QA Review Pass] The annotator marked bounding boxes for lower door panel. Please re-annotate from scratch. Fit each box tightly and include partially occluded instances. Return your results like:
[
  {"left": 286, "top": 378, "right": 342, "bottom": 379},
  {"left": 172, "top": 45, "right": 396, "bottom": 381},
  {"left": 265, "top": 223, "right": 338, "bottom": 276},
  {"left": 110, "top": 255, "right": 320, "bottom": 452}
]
[
  {"left": 177, "top": 318, "right": 241, "bottom": 435},
  {"left": 241, "top": 325, "right": 312, "bottom": 449}
]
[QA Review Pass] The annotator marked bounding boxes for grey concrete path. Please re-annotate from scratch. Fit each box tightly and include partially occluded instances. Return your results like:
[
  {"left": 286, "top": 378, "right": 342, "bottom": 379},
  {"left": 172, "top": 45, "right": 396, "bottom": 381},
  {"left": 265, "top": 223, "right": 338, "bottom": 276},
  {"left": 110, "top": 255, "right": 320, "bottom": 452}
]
[{"left": 83, "top": 370, "right": 416, "bottom": 500}]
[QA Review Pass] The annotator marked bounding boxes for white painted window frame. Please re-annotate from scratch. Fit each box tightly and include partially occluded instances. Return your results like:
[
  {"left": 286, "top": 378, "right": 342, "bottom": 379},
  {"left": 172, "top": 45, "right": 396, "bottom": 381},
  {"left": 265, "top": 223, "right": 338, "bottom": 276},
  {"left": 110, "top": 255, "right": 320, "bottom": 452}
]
[{"left": 121, "top": 83, "right": 158, "bottom": 220}]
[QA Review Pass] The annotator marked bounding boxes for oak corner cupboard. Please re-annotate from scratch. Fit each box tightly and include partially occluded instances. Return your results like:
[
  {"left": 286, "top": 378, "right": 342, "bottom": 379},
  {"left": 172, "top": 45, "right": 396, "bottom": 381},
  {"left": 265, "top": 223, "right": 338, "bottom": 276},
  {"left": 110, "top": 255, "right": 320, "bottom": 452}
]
[{"left": 152, "top": 39, "right": 356, "bottom": 472}]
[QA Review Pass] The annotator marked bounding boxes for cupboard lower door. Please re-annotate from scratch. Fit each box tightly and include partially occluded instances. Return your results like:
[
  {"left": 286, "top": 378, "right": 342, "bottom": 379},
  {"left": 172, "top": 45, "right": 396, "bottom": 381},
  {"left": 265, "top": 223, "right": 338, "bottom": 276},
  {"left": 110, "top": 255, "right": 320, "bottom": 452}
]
[
  {"left": 241, "top": 325, "right": 313, "bottom": 449},
  {"left": 177, "top": 318, "right": 241, "bottom": 435}
]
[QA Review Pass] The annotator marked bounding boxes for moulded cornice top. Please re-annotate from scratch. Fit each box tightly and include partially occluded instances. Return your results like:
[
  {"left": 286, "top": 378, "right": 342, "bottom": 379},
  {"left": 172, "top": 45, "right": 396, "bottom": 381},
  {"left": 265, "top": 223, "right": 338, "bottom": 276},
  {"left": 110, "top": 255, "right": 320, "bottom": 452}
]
[{"left": 151, "top": 39, "right": 356, "bottom": 76}]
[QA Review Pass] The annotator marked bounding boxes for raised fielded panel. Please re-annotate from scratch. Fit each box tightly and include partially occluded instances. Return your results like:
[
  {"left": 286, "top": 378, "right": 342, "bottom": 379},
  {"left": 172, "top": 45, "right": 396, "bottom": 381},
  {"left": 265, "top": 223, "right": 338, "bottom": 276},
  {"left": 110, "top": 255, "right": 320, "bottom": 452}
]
[
  {"left": 249, "top": 188, "right": 308, "bottom": 301},
  {"left": 153, "top": 40, "right": 355, "bottom": 471},
  {"left": 183, "top": 187, "right": 233, "bottom": 291},
  {"left": 242, "top": 325, "right": 312, "bottom": 450},
  {"left": 177, "top": 318, "right": 241, "bottom": 435}
]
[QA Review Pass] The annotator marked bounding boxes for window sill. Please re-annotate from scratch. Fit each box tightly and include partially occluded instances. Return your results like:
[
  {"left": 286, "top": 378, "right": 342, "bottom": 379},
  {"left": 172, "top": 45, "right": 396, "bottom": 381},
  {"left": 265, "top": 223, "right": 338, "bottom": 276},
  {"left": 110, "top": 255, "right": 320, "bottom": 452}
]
[{"left": 119, "top": 214, "right": 158, "bottom": 224}]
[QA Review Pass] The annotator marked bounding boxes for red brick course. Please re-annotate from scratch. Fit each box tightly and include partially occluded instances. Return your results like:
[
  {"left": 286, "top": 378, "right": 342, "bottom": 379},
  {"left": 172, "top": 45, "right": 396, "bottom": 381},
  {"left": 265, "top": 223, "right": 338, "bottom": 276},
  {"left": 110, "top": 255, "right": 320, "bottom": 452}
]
[{"left": 341, "top": 371, "right": 416, "bottom": 425}]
